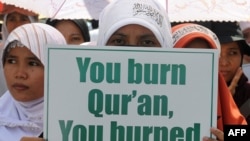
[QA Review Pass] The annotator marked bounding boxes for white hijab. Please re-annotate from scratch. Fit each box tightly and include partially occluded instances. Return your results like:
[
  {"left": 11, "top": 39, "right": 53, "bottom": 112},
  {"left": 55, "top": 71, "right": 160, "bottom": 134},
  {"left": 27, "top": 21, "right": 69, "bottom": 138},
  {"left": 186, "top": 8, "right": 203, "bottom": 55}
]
[
  {"left": 97, "top": 0, "right": 173, "bottom": 48},
  {"left": 0, "top": 14, "right": 38, "bottom": 96},
  {"left": 0, "top": 23, "right": 66, "bottom": 140}
]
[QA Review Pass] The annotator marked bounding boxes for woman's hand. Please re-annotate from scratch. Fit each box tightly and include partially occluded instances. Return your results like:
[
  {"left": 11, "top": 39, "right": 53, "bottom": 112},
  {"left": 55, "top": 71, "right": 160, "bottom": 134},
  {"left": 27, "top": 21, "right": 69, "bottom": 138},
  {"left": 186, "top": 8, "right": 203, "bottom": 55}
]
[
  {"left": 228, "top": 67, "right": 242, "bottom": 96},
  {"left": 203, "top": 127, "right": 224, "bottom": 141}
]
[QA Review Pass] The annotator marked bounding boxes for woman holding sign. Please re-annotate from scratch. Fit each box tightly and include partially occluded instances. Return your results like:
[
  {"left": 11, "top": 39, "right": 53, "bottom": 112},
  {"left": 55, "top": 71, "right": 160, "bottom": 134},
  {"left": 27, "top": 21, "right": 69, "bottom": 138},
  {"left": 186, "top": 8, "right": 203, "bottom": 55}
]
[
  {"left": 15, "top": 0, "right": 173, "bottom": 140},
  {"left": 97, "top": 0, "right": 245, "bottom": 140},
  {"left": 171, "top": 23, "right": 248, "bottom": 141},
  {"left": 0, "top": 23, "right": 66, "bottom": 140}
]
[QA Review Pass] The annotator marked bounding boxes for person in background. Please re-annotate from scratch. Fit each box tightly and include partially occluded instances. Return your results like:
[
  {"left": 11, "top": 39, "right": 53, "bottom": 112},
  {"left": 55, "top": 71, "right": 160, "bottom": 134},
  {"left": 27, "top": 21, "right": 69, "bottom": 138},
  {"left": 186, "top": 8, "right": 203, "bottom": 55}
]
[
  {"left": 238, "top": 21, "right": 250, "bottom": 81},
  {"left": 0, "top": 23, "right": 66, "bottom": 140},
  {"left": 209, "top": 22, "right": 250, "bottom": 125},
  {"left": 46, "top": 19, "right": 90, "bottom": 44},
  {"left": 0, "top": 4, "right": 39, "bottom": 96},
  {"left": 171, "top": 23, "right": 247, "bottom": 141},
  {"left": 0, "top": 3, "right": 39, "bottom": 46}
]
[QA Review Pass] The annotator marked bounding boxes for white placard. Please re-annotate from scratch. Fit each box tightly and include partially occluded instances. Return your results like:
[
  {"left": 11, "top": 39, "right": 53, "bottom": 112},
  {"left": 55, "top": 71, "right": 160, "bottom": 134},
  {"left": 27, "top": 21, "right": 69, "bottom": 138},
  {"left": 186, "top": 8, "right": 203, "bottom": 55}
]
[{"left": 44, "top": 45, "right": 218, "bottom": 141}]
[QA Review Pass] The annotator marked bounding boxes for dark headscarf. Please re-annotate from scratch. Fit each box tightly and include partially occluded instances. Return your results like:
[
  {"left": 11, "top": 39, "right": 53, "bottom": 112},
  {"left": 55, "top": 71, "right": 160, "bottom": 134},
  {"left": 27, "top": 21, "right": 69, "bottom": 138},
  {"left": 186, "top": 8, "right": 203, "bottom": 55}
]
[
  {"left": 209, "top": 22, "right": 249, "bottom": 66},
  {"left": 46, "top": 18, "right": 90, "bottom": 42}
]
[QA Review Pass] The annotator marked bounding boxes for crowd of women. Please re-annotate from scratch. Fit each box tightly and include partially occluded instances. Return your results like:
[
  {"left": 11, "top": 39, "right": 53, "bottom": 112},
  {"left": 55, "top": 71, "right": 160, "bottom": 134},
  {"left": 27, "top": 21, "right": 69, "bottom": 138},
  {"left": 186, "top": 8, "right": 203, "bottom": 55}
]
[{"left": 0, "top": 0, "right": 249, "bottom": 140}]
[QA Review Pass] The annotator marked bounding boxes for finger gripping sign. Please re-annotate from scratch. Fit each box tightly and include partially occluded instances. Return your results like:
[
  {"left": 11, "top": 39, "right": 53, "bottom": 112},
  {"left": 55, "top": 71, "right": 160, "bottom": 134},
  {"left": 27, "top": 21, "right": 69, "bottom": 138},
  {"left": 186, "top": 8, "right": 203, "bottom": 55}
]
[{"left": 44, "top": 46, "right": 218, "bottom": 141}]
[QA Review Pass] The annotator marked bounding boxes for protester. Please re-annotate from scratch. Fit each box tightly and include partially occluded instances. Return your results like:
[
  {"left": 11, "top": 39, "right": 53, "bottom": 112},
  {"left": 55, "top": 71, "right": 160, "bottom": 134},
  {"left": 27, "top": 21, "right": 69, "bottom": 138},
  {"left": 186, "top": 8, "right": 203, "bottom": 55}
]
[
  {"left": 0, "top": 4, "right": 39, "bottom": 96},
  {"left": 46, "top": 19, "right": 90, "bottom": 44},
  {"left": 0, "top": 4, "right": 39, "bottom": 46},
  {"left": 209, "top": 22, "right": 250, "bottom": 125},
  {"left": 0, "top": 23, "right": 66, "bottom": 140},
  {"left": 172, "top": 23, "right": 248, "bottom": 141}
]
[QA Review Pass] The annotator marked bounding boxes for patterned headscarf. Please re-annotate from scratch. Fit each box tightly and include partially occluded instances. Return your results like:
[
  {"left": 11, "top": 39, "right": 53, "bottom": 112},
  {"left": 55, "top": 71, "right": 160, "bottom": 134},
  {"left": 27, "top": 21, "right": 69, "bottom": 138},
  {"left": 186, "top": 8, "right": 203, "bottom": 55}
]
[
  {"left": 97, "top": 0, "right": 173, "bottom": 48},
  {"left": 0, "top": 23, "right": 66, "bottom": 141},
  {"left": 3, "top": 23, "right": 67, "bottom": 65},
  {"left": 172, "top": 23, "right": 220, "bottom": 52}
]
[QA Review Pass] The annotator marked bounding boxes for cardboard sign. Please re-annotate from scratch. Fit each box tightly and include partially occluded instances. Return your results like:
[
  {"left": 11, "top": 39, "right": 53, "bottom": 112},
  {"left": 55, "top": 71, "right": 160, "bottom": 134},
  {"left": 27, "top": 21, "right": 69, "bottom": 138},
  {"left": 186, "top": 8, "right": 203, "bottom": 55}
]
[{"left": 44, "top": 45, "right": 218, "bottom": 141}]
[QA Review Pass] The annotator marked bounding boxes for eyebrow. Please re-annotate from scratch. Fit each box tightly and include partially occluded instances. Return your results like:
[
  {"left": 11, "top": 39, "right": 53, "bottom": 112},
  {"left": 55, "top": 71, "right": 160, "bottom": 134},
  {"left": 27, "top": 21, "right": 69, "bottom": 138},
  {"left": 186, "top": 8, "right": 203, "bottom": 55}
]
[
  {"left": 111, "top": 32, "right": 126, "bottom": 37},
  {"left": 140, "top": 34, "right": 157, "bottom": 39},
  {"left": 70, "top": 33, "right": 82, "bottom": 36},
  {"left": 112, "top": 32, "right": 156, "bottom": 38},
  {"left": 6, "top": 54, "right": 40, "bottom": 61},
  {"left": 228, "top": 46, "right": 240, "bottom": 50}
]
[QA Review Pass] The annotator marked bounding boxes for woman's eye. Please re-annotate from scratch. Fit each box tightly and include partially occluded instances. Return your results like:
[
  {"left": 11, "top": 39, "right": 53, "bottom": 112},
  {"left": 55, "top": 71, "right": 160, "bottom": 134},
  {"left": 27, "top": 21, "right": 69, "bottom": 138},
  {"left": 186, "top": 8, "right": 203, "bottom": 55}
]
[
  {"left": 141, "top": 40, "right": 156, "bottom": 47},
  {"left": 113, "top": 39, "right": 124, "bottom": 44},
  {"left": 29, "top": 62, "right": 39, "bottom": 66},
  {"left": 29, "top": 61, "right": 41, "bottom": 66},
  {"left": 6, "top": 58, "right": 16, "bottom": 64},
  {"left": 7, "top": 17, "right": 16, "bottom": 22},
  {"left": 108, "top": 38, "right": 126, "bottom": 46},
  {"left": 229, "top": 50, "right": 239, "bottom": 55},
  {"left": 21, "top": 17, "right": 30, "bottom": 22},
  {"left": 71, "top": 37, "right": 81, "bottom": 41}
]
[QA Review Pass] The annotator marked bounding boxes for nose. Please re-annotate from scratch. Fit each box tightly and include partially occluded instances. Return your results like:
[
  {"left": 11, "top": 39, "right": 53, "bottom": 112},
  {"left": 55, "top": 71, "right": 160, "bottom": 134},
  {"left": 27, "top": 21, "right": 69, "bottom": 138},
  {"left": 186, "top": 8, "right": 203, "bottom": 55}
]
[
  {"left": 15, "top": 65, "right": 28, "bottom": 79},
  {"left": 219, "top": 55, "right": 230, "bottom": 66},
  {"left": 127, "top": 38, "right": 138, "bottom": 46}
]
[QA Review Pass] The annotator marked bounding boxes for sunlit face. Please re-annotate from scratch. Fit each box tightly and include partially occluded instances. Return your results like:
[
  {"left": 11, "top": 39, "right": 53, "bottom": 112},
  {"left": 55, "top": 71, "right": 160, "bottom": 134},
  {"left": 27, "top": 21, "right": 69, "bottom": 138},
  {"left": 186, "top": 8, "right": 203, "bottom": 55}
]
[
  {"left": 106, "top": 24, "right": 161, "bottom": 47},
  {"left": 54, "top": 20, "right": 85, "bottom": 45},
  {"left": 185, "top": 38, "right": 210, "bottom": 49},
  {"left": 6, "top": 12, "right": 31, "bottom": 33},
  {"left": 3, "top": 47, "right": 44, "bottom": 102},
  {"left": 219, "top": 42, "right": 242, "bottom": 83}
]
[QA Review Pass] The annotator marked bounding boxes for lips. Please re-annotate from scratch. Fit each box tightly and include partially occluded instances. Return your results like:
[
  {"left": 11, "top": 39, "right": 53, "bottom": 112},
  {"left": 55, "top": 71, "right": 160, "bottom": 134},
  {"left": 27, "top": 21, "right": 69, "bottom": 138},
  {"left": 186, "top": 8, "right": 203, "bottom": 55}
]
[
  {"left": 219, "top": 69, "right": 232, "bottom": 80},
  {"left": 12, "top": 83, "right": 29, "bottom": 91},
  {"left": 220, "top": 70, "right": 229, "bottom": 75}
]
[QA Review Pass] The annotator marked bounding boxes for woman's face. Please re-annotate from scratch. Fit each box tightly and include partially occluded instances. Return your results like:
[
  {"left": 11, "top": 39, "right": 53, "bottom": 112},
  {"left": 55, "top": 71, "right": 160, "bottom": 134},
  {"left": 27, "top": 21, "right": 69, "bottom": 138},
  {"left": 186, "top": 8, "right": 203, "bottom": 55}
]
[
  {"left": 106, "top": 24, "right": 161, "bottom": 47},
  {"left": 219, "top": 42, "right": 242, "bottom": 83},
  {"left": 6, "top": 12, "right": 31, "bottom": 33},
  {"left": 3, "top": 47, "right": 44, "bottom": 102},
  {"left": 54, "top": 20, "right": 85, "bottom": 45}
]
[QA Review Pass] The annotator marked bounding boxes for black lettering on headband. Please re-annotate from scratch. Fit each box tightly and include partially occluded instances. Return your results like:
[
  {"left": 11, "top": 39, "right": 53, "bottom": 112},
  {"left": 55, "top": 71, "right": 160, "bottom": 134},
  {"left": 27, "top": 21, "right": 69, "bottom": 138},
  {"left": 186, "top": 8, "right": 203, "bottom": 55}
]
[{"left": 133, "top": 3, "right": 163, "bottom": 27}]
